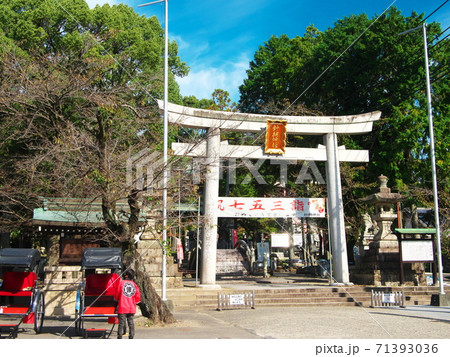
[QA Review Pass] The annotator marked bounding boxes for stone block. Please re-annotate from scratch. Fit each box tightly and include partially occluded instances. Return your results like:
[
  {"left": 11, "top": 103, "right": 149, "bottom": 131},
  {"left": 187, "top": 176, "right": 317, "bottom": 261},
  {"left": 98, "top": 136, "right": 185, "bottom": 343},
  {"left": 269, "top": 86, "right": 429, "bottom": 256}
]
[
  {"left": 167, "top": 264, "right": 182, "bottom": 276},
  {"left": 44, "top": 266, "right": 83, "bottom": 285},
  {"left": 149, "top": 276, "right": 183, "bottom": 290},
  {"left": 431, "top": 294, "right": 450, "bottom": 306},
  {"left": 144, "top": 256, "right": 163, "bottom": 264},
  {"left": 45, "top": 266, "right": 82, "bottom": 272},
  {"left": 137, "top": 240, "right": 162, "bottom": 251},
  {"left": 143, "top": 264, "right": 162, "bottom": 274}
]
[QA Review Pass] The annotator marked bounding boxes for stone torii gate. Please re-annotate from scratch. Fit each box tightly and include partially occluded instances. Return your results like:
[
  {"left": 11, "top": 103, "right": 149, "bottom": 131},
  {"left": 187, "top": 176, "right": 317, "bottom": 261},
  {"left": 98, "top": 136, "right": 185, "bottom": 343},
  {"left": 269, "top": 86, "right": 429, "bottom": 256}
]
[{"left": 158, "top": 100, "right": 381, "bottom": 287}]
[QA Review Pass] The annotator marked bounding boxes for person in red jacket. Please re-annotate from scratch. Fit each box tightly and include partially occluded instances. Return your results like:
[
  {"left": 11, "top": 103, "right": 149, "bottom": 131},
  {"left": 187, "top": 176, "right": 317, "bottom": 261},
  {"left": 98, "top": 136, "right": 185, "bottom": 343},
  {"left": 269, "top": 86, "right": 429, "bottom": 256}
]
[{"left": 114, "top": 268, "right": 141, "bottom": 339}]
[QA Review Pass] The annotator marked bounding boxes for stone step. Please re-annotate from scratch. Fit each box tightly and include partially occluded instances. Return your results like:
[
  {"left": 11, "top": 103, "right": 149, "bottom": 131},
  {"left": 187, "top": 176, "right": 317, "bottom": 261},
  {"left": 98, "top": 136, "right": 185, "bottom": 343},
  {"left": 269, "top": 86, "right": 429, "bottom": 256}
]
[
  {"left": 166, "top": 285, "right": 449, "bottom": 311},
  {"left": 196, "top": 296, "right": 356, "bottom": 304},
  {"left": 167, "top": 287, "right": 439, "bottom": 299},
  {"left": 173, "top": 297, "right": 364, "bottom": 309},
  {"left": 174, "top": 302, "right": 362, "bottom": 310}
]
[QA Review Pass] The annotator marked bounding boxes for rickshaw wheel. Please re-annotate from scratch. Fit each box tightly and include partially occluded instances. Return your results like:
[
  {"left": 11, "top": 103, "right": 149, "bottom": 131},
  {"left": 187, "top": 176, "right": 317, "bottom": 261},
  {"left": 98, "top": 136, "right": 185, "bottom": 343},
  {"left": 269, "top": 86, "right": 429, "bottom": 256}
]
[
  {"left": 34, "top": 293, "right": 45, "bottom": 334},
  {"left": 75, "top": 315, "right": 84, "bottom": 336},
  {"left": 75, "top": 298, "right": 84, "bottom": 336}
]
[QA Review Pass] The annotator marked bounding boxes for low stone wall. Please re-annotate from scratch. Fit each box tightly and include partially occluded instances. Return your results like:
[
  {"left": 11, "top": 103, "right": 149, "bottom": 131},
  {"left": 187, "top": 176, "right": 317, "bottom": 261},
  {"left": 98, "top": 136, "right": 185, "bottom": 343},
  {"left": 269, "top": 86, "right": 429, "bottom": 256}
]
[
  {"left": 43, "top": 266, "right": 81, "bottom": 317},
  {"left": 350, "top": 262, "right": 426, "bottom": 287},
  {"left": 136, "top": 238, "right": 183, "bottom": 289}
]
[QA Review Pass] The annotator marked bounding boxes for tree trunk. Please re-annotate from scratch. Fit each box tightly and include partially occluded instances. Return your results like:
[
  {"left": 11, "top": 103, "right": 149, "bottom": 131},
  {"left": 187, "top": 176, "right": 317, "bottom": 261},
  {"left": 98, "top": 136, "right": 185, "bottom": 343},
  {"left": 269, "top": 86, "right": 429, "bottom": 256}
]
[{"left": 124, "top": 248, "right": 176, "bottom": 324}]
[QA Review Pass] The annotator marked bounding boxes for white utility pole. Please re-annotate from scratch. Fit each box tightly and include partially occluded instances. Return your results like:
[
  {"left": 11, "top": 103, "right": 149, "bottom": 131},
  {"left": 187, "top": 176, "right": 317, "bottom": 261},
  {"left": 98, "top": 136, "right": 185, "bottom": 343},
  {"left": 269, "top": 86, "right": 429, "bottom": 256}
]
[
  {"left": 399, "top": 24, "right": 445, "bottom": 295},
  {"left": 138, "top": 0, "right": 169, "bottom": 301}
]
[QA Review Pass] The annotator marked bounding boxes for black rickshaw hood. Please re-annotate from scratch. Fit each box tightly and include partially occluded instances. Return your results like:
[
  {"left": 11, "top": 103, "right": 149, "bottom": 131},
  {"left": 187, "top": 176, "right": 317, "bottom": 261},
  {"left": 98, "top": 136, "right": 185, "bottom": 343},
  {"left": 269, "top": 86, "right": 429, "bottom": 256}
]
[
  {"left": 81, "top": 247, "right": 123, "bottom": 269},
  {"left": 0, "top": 248, "right": 41, "bottom": 269}
]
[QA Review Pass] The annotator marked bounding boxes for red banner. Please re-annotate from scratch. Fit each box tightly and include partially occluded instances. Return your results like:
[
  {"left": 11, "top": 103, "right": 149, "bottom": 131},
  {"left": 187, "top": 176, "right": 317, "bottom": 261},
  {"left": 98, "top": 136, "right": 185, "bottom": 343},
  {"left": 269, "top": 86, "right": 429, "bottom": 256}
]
[
  {"left": 232, "top": 229, "right": 238, "bottom": 247},
  {"left": 265, "top": 120, "right": 287, "bottom": 154},
  {"left": 176, "top": 238, "right": 184, "bottom": 261}
]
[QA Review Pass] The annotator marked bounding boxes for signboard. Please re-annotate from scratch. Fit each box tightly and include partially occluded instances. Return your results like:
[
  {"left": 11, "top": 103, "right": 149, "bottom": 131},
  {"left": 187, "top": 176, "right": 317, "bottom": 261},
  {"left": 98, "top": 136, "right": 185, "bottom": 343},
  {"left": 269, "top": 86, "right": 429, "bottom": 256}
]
[
  {"left": 217, "top": 197, "right": 326, "bottom": 218},
  {"left": 271, "top": 233, "right": 303, "bottom": 248},
  {"left": 271, "top": 233, "right": 289, "bottom": 248},
  {"left": 265, "top": 120, "right": 287, "bottom": 154},
  {"left": 257, "top": 242, "right": 270, "bottom": 261},
  {"left": 229, "top": 294, "right": 245, "bottom": 305},
  {"left": 401, "top": 240, "right": 434, "bottom": 262},
  {"left": 381, "top": 293, "right": 396, "bottom": 304}
]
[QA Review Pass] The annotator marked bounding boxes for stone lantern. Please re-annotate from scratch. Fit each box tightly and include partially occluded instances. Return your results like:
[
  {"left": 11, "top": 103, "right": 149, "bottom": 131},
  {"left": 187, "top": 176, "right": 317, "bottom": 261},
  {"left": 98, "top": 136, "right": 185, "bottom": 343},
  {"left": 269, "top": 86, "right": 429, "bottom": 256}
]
[
  {"left": 351, "top": 175, "right": 411, "bottom": 286},
  {"left": 362, "top": 174, "right": 403, "bottom": 252}
]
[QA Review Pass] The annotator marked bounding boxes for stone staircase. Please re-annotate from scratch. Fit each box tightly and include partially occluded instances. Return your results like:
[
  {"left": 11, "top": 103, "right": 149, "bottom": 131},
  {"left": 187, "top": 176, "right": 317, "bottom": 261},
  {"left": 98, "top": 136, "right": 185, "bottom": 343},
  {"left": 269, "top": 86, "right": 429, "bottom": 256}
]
[
  {"left": 166, "top": 285, "right": 448, "bottom": 311},
  {"left": 216, "top": 249, "right": 250, "bottom": 276}
]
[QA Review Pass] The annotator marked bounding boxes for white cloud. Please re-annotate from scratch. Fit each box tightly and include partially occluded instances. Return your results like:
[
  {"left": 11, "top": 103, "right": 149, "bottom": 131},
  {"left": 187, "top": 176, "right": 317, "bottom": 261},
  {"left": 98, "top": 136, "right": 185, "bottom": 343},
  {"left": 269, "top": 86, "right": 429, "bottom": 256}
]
[
  {"left": 85, "top": 0, "right": 118, "bottom": 9},
  {"left": 171, "top": 34, "right": 191, "bottom": 53},
  {"left": 177, "top": 57, "right": 249, "bottom": 103}
]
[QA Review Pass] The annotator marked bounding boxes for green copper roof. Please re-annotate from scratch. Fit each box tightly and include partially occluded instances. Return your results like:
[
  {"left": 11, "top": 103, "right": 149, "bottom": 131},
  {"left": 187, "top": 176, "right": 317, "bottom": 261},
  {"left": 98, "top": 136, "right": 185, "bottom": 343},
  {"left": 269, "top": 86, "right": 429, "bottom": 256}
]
[
  {"left": 33, "top": 197, "right": 145, "bottom": 225},
  {"left": 33, "top": 207, "right": 106, "bottom": 224},
  {"left": 32, "top": 197, "right": 198, "bottom": 225}
]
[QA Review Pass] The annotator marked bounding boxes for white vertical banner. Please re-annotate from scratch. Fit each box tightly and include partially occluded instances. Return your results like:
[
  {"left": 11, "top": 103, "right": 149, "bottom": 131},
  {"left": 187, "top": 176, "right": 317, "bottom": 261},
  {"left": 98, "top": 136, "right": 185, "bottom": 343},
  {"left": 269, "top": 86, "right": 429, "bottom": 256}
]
[{"left": 217, "top": 197, "right": 326, "bottom": 218}]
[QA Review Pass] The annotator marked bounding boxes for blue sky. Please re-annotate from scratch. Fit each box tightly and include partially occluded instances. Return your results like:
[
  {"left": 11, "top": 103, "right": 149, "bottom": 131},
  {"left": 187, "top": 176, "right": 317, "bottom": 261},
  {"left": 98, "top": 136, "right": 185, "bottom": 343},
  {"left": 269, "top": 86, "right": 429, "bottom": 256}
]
[{"left": 87, "top": 0, "right": 449, "bottom": 103}]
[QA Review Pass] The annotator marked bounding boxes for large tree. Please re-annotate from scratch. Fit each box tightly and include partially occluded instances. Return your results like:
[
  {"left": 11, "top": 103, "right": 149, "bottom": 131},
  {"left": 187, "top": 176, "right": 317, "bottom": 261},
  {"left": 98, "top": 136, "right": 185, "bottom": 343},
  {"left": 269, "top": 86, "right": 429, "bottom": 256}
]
[
  {"left": 239, "top": 27, "right": 320, "bottom": 114},
  {"left": 0, "top": 0, "right": 190, "bottom": 323},
  {"left": 238, "top": 8, "right": 449, "bottom": 250}
]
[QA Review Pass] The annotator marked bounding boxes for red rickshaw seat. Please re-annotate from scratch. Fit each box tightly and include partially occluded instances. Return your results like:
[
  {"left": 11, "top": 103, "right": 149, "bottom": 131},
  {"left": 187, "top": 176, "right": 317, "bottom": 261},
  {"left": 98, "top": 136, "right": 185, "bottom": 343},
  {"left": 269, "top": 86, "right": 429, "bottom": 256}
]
[
  {"left": 0, "top": 272, "right": 37, "bottom": 296},
  {"left": 0, "top": 291, "right": 32, "bottom": 297},
  {"left": 85, "top": 273, "right": 120, "bottom": 296}
]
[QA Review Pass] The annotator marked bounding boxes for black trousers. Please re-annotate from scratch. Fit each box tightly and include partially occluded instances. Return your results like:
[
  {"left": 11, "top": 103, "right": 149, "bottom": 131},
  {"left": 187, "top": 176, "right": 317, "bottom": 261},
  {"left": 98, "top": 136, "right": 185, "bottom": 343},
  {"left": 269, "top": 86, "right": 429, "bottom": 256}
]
[{"left": 117, "top": 313, "right": 135, "bottom": 339}]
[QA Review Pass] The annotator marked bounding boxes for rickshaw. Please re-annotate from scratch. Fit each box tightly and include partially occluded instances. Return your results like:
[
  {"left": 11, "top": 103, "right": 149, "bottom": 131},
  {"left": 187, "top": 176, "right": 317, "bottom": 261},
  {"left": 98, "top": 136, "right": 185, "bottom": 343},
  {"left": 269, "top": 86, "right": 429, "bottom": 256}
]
[
  {"left": 75, "top": 247, "right": 122, "bottom": 338},
  {"left": 0, "top": 248, "right": 45, "bottom": 338}
]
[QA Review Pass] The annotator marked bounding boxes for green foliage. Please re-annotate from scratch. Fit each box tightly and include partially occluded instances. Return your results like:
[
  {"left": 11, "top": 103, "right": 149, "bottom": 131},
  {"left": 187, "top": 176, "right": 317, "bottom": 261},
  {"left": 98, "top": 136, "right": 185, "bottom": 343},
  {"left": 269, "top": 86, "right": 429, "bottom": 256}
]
[
  {"left": 239, "top": 6, "right": 448, "bottom": 193},
  {"left": 239, "top": 28, "right": 320, "bottom": 113},
  {"left": 238, "top": 7, "right": 449, "bottom": 253},
  {"left": 211, "top": 89, "right": 232, "bottom": 111},
  {"left": 0, "top": 0, "right": 189, "bottom": 239},
  {"left": 0, "top": 0, "right": 188, "bottom": 99},
  {"left": 182, "top": 89, "right": 237, "bottom": 111},
  {"left": 182, "top": 95, "right": 214, "bottom": 109}
]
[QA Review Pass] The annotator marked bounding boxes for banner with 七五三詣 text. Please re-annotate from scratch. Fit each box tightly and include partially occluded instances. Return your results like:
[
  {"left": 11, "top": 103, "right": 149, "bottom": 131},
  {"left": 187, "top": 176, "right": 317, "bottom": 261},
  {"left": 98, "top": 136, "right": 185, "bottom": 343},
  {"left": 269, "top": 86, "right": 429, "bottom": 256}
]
[{"left": 217, "top": 197, "right": 326, "bottom": 218}]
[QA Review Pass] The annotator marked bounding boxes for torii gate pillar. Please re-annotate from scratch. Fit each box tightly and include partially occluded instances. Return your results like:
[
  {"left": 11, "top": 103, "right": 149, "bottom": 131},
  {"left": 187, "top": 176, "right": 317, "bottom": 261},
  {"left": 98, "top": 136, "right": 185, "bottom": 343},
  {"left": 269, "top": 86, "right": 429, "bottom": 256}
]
[
  {"left": 324, "top": 133, "right": 349, "bottom": 284},
  {"left": 201, "top": 127, "right": 221, "bottom": 287}
]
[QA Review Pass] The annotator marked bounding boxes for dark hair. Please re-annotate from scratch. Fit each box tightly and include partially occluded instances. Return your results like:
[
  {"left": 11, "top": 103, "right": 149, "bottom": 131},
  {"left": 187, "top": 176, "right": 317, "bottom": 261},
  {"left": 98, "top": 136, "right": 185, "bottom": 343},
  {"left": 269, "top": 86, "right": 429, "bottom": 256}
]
[{"left": 124, "top": 268, "right": 135, "bottom": 280}]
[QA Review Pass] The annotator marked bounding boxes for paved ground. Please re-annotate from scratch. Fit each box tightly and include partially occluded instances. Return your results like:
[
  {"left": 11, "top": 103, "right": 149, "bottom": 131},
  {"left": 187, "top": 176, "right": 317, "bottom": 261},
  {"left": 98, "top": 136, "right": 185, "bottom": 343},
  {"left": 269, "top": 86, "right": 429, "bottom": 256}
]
[
  {"left": 1, "top": 274, "right": 449, "bottom": 357},
  {"left": 2, "top": 297, "right": 449, "bottom": 357},
  {"left": 2, "top": 304, "right": 449, "bottom": 340}
]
